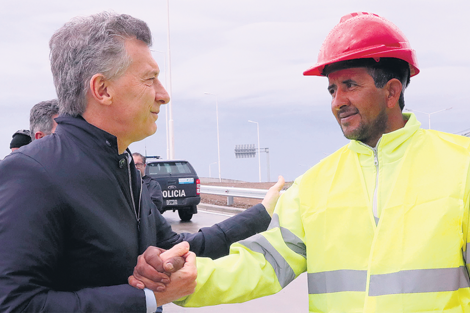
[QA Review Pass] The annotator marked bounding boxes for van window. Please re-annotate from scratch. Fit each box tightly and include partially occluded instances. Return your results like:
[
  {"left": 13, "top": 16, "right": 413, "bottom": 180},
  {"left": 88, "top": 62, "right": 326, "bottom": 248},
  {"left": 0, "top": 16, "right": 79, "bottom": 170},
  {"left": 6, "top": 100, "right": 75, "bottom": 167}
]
[{"left": 148, "top": 162, "right": 192, "bottom": 175}]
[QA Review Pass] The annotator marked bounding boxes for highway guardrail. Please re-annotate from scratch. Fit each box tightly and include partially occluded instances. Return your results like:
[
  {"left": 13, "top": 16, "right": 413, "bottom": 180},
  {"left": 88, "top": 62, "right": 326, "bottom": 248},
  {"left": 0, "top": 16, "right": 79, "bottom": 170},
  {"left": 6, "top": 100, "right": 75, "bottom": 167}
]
[{"left": 200, "top": 185, "right": 268, "bottom": 205}]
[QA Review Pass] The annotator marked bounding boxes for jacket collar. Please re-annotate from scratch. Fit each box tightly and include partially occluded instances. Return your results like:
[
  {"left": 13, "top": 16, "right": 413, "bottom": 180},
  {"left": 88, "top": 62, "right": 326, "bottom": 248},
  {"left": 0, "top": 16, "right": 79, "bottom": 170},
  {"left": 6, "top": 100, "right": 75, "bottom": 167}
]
[
  {"left": 348, "top": 113, "right": 421, "bottom": 159},
  {"left": 55, "top": 115, "right": 124, "bottom": 156}
]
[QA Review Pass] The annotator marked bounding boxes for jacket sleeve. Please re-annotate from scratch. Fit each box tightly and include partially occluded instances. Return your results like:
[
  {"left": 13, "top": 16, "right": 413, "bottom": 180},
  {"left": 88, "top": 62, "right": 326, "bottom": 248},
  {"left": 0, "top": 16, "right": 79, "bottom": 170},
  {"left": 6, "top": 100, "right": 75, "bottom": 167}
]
[
  {"left": 154, "top": 201, "right": 272, "bottom": 259},
  {"left": 185, "top": 203, "right": 272, "bottom": 259},
  {"left": 0, "top": 154, "right": 146, "bottom": 313},
  {"left": 175, "top": 177, "right": 307, "bottom": 307}
]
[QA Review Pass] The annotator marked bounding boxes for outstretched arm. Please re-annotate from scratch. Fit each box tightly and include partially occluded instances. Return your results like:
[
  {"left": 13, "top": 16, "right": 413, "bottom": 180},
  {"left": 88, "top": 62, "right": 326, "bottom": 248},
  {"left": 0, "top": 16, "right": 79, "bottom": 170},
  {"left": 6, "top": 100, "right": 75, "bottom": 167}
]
[
  {"left": 154, "top": 176, "right": 285, "bottom": 260},
  {"left": 130, "top": 177, "right": 306, "bottom": 308}
]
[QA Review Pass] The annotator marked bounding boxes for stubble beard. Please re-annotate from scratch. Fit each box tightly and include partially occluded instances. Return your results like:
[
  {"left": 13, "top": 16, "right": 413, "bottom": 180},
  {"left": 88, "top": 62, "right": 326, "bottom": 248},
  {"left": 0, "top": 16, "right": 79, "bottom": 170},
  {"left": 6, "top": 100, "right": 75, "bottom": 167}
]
[{"left": 341, "top": 108, "right": 388, "bottom": 147}]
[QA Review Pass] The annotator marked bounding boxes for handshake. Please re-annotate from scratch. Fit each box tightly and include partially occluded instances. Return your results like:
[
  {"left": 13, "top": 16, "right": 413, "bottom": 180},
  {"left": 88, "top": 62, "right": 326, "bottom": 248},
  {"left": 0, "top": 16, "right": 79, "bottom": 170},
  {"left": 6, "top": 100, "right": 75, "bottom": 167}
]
[
  {"left": 128, "top": 242, "right": 197, "bottom": 306},
  {"left": 127, "top": 176, "right": 286, "bottom": 306}
]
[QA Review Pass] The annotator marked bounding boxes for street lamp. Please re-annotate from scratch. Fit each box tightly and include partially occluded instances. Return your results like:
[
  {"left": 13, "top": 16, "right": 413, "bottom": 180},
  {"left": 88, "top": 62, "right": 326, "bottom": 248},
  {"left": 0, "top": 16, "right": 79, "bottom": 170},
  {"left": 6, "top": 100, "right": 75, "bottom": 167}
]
[
  {"left": 166, "top": 0, "right": 175, "bottom": 159},
  {"left": 204, "top": 92, "right": 221, "bottom": 182},
  {"left": 151, "top": 49, "right": 170, "bottom": 159},
  {"left": 405, "top": 107, "right": 452, "bottom": 129},
  {"left": 248, "top": 120, "right": 261, "bottom": 182},
  {"left": 209, "top": 162, "right": 217, "bottom": 178}
]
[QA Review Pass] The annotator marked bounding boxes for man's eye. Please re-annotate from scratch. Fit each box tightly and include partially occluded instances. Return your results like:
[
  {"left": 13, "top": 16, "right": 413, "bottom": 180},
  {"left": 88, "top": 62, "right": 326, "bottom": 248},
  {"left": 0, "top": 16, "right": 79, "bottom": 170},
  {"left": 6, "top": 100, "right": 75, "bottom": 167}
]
[{"left": 144, "top": 78, "right": 155, "bottom": 86}]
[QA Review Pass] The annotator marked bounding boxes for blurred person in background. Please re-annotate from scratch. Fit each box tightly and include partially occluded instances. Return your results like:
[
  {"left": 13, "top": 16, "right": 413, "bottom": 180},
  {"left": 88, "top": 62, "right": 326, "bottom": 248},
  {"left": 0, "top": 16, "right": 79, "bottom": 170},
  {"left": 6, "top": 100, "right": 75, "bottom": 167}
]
[
  {"left": 133, "top": 152, "right": 163, "bottom": 212},
  {"left": 30, "top": 99, "right": 59, "bottom": 140},
  {"left": 9, "top": 129, "right": 31, "bottom": 153}
]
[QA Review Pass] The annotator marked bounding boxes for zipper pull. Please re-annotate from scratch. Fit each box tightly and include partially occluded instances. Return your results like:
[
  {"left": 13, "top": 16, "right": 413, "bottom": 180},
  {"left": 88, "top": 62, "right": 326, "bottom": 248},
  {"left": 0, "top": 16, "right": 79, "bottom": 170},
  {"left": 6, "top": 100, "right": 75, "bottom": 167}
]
[{"left": 373, "top": 149, "right": 379, "bottom": 166}]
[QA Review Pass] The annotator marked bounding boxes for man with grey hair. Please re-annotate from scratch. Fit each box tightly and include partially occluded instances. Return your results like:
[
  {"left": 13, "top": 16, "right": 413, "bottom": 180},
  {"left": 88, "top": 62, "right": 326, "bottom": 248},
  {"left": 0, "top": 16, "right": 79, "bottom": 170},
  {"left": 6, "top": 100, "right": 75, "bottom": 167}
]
[
  {"left": 0, "top": 12, "right": 280, "bottom": 312},
  {"left": 133, "top": 152, "right": 163, "bottom": 211},
  {"left": 29, "top": 99, "right": 59, "bottom": 140}
]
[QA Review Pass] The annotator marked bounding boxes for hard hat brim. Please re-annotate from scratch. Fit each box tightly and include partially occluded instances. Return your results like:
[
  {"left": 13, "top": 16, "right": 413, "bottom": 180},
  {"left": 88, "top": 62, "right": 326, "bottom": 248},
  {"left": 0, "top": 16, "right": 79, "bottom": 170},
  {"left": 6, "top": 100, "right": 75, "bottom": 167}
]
[{"left": 303, "top": 48, "right": 420, "bottom": 77}]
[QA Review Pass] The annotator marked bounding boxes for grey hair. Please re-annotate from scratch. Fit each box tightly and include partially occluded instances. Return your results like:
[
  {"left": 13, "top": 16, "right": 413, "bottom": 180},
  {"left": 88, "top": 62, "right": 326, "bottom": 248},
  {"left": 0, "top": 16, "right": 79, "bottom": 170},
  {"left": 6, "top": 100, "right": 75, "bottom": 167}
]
[
  {"left": 29, "top": 99, "right": 59, "bottom": 140},
  {"left": 49, "top": 12, "right": 152, "bottom": 116}
]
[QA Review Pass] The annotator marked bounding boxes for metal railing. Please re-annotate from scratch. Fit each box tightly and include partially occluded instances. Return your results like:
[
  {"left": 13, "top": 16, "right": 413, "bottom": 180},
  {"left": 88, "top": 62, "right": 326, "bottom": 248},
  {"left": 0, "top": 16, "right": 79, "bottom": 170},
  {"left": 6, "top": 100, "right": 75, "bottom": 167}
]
[{"left": 200, "top": 185, "right": 268, "bottom": 205}]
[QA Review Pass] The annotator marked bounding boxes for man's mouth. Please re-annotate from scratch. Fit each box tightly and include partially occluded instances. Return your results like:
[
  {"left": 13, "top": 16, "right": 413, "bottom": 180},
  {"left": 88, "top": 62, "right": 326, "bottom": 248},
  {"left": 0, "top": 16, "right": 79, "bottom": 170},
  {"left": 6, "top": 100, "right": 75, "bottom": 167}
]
[
  {"left": 338, "top": 109, "right": 358, "bottom": 120},
  {"left": 151, "top": 111, "right": 159, "bottom": 120}
]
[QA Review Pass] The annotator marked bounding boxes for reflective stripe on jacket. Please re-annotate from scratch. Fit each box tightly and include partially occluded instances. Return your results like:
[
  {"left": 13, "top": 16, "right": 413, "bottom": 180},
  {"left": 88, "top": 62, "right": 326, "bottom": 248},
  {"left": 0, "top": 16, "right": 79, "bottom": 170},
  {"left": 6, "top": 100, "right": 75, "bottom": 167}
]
[{"left": 177, "top": 113, "right": 470, "bottom": 312}]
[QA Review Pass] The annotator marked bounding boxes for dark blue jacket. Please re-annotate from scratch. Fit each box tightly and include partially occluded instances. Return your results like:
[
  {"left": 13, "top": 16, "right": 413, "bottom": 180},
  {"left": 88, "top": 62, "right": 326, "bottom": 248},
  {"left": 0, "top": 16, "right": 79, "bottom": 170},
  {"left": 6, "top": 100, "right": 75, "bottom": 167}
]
[
  {"left": 0, "top": 115, "right": 270, "bottom": 312},
  {"left": 142, "top": 175, "right": 163, "bottom": 211}
]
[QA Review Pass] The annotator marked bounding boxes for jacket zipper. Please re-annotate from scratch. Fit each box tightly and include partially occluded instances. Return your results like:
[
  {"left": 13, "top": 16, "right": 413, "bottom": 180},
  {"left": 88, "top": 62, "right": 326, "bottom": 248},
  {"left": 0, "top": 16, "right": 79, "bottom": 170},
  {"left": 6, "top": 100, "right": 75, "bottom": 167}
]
[
  {"left": 372, "top": 146, "right": 379, "bottom": 221},
  {"left": 138, "top": 175, "right": 142, "bottom": 230},
  {"left": 126, "top": 157, "right": 141, "bottom": 228},
  {"left": 359, "top": 139, "right": 381, "bottom": 225}
]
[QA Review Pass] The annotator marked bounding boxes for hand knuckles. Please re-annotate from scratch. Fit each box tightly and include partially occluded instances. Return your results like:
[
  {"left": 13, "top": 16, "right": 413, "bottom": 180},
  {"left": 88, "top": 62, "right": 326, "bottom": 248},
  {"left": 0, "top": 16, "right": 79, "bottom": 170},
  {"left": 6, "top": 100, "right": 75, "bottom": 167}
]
[
  {"left": 132, "top": 271, "right": 142, "bottom": 280},
  {"left": 145, "top": 247, "right": 161, "bottom": 261}
]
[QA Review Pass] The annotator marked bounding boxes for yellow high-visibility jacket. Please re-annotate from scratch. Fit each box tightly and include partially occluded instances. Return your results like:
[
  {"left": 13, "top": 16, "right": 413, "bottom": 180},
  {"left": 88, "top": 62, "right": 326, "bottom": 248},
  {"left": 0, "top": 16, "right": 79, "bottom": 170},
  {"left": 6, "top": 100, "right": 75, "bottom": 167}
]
[{"left": 176, "top": 113, "right": 470, "bottom": 312}]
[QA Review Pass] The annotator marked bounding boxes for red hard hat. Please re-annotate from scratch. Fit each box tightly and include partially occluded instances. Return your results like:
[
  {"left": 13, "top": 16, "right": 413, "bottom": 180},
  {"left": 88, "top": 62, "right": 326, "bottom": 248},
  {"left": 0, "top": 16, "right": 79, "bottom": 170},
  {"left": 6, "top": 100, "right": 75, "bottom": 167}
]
[{"left": 303, "top": 12, "right": 419, "bottom": 77}]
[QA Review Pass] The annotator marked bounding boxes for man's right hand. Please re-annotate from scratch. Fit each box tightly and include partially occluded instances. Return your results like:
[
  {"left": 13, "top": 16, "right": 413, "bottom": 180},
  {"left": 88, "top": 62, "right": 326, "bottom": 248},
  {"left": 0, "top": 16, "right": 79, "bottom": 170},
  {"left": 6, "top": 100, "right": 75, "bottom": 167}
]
[{"left": 262, "top": 175, "right": 285, "bottom": 216}]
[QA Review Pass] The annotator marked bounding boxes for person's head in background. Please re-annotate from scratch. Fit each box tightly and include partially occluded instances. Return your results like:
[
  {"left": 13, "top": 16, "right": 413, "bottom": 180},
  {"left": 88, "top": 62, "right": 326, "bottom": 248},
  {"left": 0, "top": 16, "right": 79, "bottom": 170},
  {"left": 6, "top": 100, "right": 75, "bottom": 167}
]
[
  {"left": 30, "top": 99, "right": 59, "bottom": 140},
  {"left": 10, "top": 130, "right": 32, "bottom": 152}
]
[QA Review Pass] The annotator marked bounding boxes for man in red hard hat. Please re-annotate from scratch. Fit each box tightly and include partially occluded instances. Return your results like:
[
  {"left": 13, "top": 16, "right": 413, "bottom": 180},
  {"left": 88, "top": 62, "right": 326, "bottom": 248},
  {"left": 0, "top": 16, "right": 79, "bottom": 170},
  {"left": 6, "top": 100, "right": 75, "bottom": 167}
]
[{"left": 129, "top": 12, "right": 470, "bottom": 312}]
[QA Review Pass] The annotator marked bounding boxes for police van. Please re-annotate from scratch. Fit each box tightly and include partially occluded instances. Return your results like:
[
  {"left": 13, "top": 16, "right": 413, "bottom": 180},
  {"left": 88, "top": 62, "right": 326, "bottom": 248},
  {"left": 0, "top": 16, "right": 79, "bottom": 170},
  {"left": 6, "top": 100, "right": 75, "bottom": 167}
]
[{"left": 145, "top": 158, "right": 200, "bottom": 221}]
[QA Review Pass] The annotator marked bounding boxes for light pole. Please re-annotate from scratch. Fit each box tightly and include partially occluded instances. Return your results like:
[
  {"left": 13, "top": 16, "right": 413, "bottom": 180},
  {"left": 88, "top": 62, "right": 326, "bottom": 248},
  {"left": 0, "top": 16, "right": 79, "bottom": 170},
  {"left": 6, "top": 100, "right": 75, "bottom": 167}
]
[
  {"left": 405, "top": 107, "right": 452, "bottom": 129},
  {"left": 209, "top": 162, "right": 217, "bottom": 178},
  {"left": 166, "top": 0, "right": 175, "bottom": 159},
  {"left": 248, "top": 120, "right": 261, "bottom": 182},
  {"left": 151, "top": 49, "right": 169, "bottom": 159},
  {"left": 204, "top": 92, "right": 221, "bottom": 182}
]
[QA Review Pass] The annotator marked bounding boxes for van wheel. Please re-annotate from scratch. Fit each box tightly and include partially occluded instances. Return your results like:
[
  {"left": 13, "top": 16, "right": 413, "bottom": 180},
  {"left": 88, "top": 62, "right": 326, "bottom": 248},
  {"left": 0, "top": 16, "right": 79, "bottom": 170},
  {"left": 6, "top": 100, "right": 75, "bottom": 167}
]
[{"left": 178, "top": 209, "right": 193, "bottom": 221}]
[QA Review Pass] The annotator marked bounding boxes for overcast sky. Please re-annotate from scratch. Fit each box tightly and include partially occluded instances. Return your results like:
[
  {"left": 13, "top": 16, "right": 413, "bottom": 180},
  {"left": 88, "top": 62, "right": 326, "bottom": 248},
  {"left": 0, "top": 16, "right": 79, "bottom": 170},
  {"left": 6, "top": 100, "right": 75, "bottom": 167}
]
[{"left": 1, "top": 0, "right": 469, "bottom": 182}]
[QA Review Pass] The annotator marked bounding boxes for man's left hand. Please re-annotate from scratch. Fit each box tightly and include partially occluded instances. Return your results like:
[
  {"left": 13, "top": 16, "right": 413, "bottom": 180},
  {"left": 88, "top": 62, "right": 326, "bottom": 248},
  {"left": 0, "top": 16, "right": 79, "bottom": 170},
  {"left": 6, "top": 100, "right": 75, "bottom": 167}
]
[{"left": 128, "top": 242, "right": 189, "bottom": 291}]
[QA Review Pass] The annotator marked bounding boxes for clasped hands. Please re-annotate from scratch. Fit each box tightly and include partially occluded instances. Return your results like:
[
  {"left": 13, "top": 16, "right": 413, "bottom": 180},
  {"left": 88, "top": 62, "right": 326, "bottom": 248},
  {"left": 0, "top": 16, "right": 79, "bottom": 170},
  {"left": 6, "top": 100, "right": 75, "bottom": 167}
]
[{"left": 128, "top": 242, "right": 197, "bottom": 306}]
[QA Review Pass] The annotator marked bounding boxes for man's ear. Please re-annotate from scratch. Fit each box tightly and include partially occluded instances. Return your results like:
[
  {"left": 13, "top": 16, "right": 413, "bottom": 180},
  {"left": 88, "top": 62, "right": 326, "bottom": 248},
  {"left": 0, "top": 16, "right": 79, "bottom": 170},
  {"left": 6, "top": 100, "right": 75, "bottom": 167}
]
[
  {"left": 89, "top": 73, "right": 112, "bottom": 105},
  {"left": 385, "top": 79, "right": 402, "bottom": 109},
  {"left": 35, "top": 131, "right": 45, "bottom": 140}
]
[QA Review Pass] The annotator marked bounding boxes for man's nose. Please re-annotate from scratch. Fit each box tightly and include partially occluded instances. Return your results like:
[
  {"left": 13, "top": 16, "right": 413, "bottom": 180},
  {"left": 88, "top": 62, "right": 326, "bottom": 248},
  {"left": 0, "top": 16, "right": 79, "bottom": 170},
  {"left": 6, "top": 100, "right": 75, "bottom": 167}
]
[
  {"left": 155, "top": 80, "right": 170, "bottom": 104},
  {"left": 331, "top": 89, "right": 349, "bottom": 111}
]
